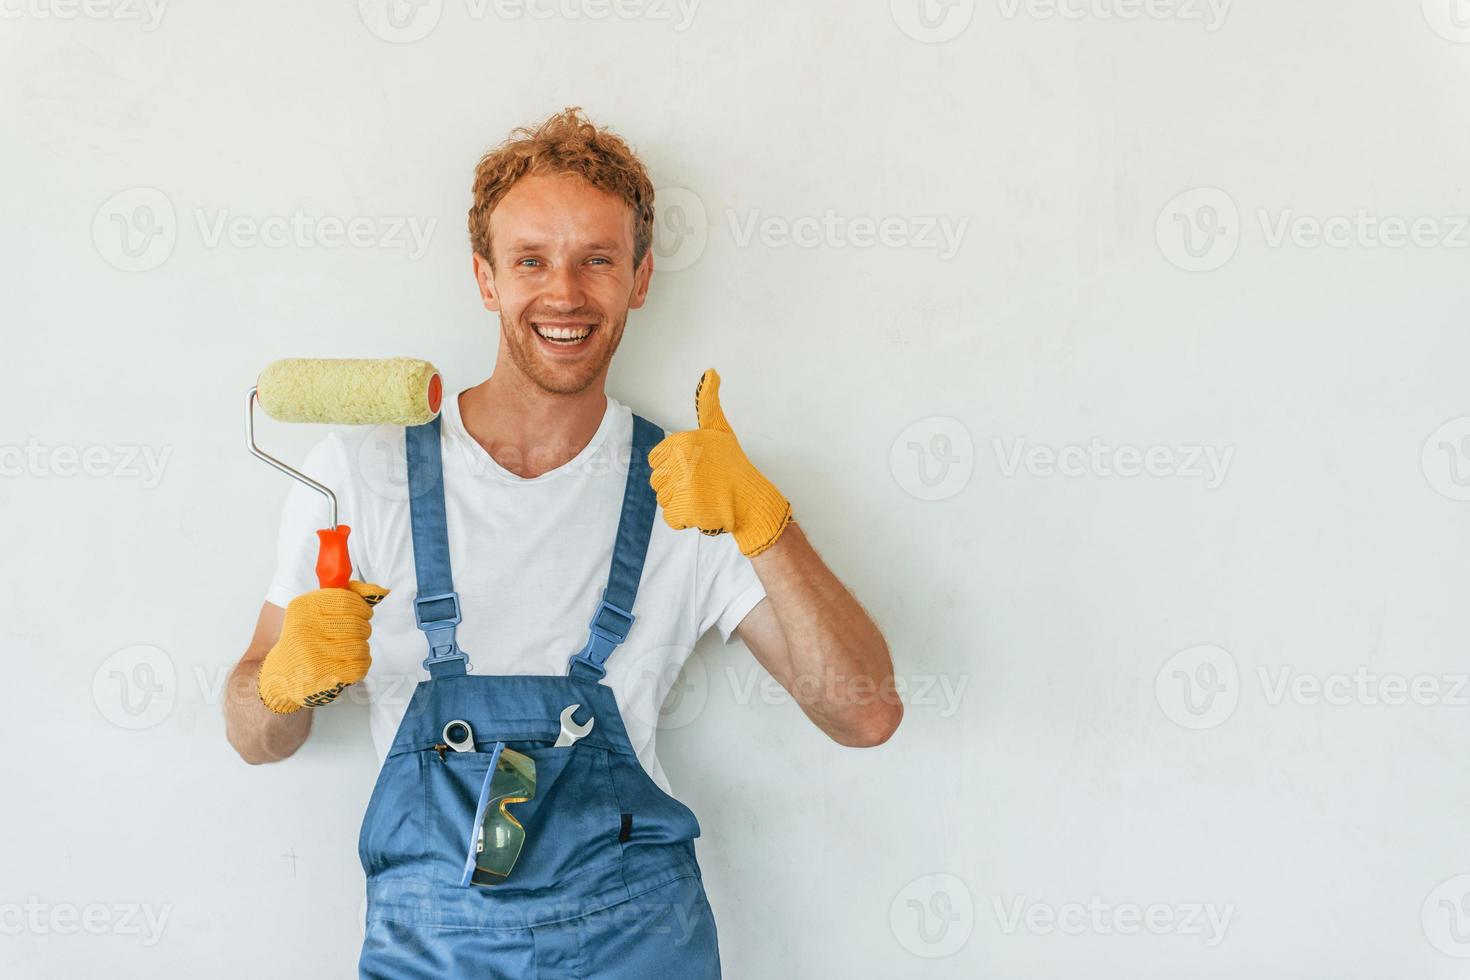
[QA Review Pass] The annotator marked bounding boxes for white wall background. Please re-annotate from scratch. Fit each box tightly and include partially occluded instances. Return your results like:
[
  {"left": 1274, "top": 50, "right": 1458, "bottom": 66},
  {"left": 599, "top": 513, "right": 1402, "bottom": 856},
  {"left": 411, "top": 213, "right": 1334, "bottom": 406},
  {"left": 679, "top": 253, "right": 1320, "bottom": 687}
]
[{"left": 4, "top": 0, "right": 1470, "bottom": 976}]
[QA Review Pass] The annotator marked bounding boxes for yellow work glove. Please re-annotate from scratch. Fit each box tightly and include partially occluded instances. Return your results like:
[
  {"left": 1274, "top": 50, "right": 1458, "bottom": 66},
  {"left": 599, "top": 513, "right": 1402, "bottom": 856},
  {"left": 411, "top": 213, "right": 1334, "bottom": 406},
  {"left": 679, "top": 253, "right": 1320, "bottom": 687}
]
[
  {"left": 648, "top": 369, "right": 793, "bottom": 557},
  {"left": 257, "top": 581, "right": 389, "bottom": 714}
]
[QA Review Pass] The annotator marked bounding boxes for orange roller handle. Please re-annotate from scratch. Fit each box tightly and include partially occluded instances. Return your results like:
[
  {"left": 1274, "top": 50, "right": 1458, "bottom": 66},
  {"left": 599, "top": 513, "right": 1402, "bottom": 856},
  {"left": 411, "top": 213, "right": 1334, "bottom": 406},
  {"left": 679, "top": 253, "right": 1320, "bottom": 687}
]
[{"left": 316, "top": 526, "right": 353, "bottom": 589}]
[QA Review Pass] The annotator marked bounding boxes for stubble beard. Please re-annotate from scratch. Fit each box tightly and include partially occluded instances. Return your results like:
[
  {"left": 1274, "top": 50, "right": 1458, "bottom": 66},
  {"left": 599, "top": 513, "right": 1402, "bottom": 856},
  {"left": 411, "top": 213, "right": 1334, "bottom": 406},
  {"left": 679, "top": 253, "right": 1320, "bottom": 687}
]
[{"left": 499, "top": 309, "right": 627, "bottom": 396}]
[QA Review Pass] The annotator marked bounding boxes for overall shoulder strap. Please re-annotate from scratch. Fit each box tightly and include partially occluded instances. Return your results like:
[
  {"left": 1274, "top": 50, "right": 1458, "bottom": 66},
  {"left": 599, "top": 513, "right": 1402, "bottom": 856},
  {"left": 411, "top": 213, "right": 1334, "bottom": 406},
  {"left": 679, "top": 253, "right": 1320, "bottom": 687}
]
[
  {"left": 406, "top": 416, "right": 469, "bottom": 679},
  {"left": 568, "top": 413, "right": 664, "bottom": 681}
]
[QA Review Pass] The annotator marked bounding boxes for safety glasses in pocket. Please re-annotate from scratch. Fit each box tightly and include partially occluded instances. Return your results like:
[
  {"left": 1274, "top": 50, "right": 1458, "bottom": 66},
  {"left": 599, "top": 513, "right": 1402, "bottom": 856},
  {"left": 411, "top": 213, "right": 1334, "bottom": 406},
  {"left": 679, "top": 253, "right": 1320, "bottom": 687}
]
[{"left": 460, "top": 743, "right": 537, "bottom": 887}]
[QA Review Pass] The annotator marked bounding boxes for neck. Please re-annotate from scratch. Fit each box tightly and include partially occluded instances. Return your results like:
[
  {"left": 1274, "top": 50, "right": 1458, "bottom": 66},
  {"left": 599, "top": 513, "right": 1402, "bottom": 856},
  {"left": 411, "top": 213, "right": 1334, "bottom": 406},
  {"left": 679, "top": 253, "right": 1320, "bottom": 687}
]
[{"left": 457, "top": 364, "right": 608, "bottom": 480}]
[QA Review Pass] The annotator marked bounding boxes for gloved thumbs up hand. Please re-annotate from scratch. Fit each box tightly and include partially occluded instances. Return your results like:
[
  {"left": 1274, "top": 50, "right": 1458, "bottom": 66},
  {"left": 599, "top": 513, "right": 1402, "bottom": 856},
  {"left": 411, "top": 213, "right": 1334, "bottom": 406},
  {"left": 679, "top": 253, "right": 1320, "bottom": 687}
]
[
  {"left": 257, "top": 581, "right": 389, "bottom": 714},
  {"left": 648, "top": 369, "right": 793, "bottom": 557}
]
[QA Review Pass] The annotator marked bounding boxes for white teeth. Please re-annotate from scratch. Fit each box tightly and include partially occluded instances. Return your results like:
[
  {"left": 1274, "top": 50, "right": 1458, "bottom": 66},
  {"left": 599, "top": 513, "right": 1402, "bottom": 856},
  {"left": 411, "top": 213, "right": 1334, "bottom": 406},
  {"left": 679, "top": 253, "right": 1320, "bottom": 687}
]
[{"left": 534, "top": 323, "right": 592, "bottom": 342}]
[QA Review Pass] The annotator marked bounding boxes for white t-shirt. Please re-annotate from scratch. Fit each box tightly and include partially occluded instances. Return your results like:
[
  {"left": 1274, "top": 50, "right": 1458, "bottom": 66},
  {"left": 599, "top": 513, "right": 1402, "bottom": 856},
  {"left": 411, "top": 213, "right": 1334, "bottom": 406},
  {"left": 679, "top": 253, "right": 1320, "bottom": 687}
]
[{"left": 265, "top": 390, "right": 767, "bottom": 792}]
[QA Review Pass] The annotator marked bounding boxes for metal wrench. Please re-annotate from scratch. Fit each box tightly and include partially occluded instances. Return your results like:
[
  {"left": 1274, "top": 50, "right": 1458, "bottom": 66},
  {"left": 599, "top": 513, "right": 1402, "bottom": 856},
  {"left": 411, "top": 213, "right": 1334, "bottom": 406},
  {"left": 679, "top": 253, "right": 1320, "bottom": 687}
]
[
  {"left": 553, "top": 704, "right": 594, "bottom": 748},
  {"left": 443, "top": 719, "right": 477, "bottom": 753}
]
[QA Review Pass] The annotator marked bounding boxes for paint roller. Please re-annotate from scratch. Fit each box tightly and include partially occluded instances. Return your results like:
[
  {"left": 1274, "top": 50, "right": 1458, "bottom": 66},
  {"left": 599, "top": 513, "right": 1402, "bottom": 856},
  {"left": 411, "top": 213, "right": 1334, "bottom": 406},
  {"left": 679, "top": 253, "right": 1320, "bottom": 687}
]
[{"left": 246, "top": 358, "right": 443, "bottom": 589}]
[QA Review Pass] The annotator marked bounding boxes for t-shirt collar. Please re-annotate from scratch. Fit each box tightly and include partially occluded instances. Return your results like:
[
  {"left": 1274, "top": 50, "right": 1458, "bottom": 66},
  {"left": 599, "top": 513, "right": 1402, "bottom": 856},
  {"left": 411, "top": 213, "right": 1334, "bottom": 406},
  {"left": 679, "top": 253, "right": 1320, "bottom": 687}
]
[{"left": 442, "top": 387, "right": 620, "bottom": 485}]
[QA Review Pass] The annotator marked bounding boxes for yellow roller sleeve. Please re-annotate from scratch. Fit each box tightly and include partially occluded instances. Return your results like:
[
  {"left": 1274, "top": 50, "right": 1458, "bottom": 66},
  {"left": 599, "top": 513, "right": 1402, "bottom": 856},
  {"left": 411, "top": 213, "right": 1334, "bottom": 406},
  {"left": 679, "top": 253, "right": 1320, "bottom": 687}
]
[
  {"left": 648, "top": 369, "right": 793, "bottom": 557},
  {"left": 257, "top": 581, "right": 390, "bottom": 714}
]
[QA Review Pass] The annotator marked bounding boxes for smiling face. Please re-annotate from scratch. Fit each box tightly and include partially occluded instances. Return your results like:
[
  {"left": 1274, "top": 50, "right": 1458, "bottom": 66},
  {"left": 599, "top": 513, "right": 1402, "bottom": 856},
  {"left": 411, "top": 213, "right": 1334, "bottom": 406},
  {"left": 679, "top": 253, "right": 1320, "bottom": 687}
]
[{"left": 473, "top": 172, "right": 653, "bottom": 395}]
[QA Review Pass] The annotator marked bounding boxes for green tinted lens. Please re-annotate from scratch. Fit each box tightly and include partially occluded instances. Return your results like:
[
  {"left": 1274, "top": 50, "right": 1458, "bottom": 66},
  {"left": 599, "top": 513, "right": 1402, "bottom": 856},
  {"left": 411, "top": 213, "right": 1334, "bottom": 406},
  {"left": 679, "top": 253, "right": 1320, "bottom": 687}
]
[{"left": 470, "top": 748, "right": 536, "bottom": 886}]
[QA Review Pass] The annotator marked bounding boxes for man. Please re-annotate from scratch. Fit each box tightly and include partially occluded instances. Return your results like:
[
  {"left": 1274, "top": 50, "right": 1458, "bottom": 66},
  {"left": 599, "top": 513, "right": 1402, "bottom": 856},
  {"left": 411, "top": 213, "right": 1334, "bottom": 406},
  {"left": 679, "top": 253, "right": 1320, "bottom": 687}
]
[{"left": 224, "top": 107, "right": 900, "bottom": 977}]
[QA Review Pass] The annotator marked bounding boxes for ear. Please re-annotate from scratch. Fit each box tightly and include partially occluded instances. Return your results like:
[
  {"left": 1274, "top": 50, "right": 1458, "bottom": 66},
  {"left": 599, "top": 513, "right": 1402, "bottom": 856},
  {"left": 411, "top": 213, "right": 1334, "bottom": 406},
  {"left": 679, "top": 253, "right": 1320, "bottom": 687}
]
[
  {"left": 472, "top": 252, "right": 501, "bottom": 313},
  {"left": 628, "top": 248, "right": 654, "bottom": 310}
]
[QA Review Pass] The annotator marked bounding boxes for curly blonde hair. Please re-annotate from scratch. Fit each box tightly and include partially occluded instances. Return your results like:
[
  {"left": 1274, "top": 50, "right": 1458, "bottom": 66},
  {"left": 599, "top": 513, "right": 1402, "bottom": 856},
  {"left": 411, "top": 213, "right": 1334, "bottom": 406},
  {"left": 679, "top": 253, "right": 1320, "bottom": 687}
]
[{"left": 467, "top": 107, "right": 656, "bottom": 268}]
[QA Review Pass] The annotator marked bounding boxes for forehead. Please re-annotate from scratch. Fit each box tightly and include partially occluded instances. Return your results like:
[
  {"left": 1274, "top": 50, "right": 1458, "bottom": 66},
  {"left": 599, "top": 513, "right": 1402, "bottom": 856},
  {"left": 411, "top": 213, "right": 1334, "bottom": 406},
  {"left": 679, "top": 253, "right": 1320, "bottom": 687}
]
[{"left": 491, "top": 173, "right": 634, "bottom": 251}]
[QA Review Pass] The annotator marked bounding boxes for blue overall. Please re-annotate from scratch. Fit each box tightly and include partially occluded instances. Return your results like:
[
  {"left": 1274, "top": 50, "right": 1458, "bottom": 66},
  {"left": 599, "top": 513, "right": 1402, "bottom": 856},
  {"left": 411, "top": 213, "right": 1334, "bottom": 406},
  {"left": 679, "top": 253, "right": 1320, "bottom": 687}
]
[{"left": 357, "top": 415, "right": 722, "bottom": 979}]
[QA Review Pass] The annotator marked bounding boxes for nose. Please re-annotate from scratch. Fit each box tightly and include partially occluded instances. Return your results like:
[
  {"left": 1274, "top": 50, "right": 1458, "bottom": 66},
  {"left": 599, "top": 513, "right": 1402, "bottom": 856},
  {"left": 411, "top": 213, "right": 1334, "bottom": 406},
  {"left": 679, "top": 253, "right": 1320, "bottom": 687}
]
[{"left": 540, "top": 263, "right": 586, "bottom": 312}]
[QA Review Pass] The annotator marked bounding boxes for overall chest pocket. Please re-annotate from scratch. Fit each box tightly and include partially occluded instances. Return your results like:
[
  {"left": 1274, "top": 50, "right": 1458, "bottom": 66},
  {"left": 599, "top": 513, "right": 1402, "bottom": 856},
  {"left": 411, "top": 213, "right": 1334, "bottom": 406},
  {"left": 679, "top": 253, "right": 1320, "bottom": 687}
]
[
  {"left": 358, "top": 752, "right": 428, "bottom": 879},
  {"left": 423, "top": 743, "right": 624, "bottom": 893}
]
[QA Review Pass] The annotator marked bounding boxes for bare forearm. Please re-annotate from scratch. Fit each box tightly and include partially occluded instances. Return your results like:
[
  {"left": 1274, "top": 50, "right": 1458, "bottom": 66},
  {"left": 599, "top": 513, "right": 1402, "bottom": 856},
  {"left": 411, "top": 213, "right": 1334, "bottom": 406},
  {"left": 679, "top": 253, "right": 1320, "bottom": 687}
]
[
  {"left": 224, "top": 659, "right": 311, "bottom": 764},
  {"left": 748, "top": 522, "right": 901, "bottom": 745}
]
